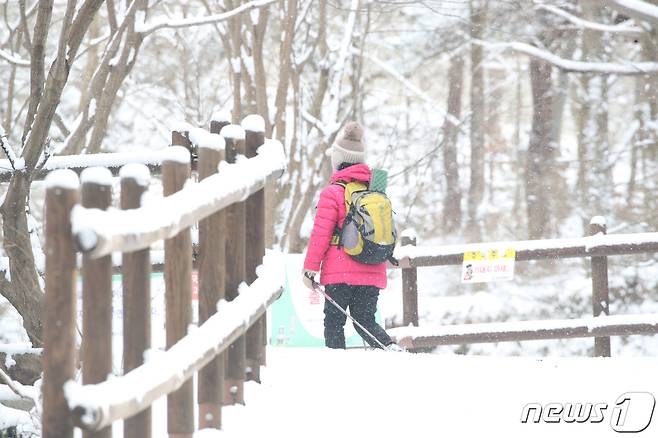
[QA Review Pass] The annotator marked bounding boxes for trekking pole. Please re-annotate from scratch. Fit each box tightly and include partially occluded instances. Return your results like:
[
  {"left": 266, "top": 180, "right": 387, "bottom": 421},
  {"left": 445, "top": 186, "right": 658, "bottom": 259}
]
[{"left": 311, "top": 280, "right": 389, "bottom": 350}]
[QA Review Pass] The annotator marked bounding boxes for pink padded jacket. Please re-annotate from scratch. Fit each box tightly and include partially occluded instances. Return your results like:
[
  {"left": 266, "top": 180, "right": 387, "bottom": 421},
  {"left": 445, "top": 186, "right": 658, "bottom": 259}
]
[{"left": 302, "top": 164, "right": 387, "bottom": 289}]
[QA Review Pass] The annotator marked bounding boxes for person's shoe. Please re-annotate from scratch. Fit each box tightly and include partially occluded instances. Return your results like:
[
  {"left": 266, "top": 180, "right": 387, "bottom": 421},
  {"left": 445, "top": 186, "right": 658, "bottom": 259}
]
[{"left": 387, "top": 343, "right": 406, "bottom": 352}]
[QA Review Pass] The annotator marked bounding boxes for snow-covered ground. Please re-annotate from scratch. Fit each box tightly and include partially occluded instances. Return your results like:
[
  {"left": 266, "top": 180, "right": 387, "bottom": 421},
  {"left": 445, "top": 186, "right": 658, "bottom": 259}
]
[
  {"left": 4, "top": 346, "right": 658, "bottom": 437},
  {"left": 197, "top": 347, "right": 658, "bottom": 438}
]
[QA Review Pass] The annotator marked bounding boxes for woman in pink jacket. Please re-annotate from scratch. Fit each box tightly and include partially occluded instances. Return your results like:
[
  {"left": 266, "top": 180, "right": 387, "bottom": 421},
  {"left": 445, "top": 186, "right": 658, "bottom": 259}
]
[{"left": 302, "top": 122, "right": 402, "bottom": 351}]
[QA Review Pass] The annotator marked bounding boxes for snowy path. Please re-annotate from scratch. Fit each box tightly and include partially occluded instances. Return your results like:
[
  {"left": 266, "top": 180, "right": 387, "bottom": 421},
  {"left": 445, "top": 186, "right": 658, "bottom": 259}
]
[{"left": 194, "top": 347, "right": 658, "bottom": 438}]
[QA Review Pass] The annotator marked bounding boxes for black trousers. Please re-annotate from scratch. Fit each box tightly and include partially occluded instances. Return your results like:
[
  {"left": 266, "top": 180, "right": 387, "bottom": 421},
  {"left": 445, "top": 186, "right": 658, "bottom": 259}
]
[{"left": 323, "top": 283, "right": 392, "bottom": 349}]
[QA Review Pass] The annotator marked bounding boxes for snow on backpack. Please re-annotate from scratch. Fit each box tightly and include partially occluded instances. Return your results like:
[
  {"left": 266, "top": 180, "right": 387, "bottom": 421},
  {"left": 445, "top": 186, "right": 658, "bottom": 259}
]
[{"left": 331, "top": 180, "right": 397, "bottom": 265}]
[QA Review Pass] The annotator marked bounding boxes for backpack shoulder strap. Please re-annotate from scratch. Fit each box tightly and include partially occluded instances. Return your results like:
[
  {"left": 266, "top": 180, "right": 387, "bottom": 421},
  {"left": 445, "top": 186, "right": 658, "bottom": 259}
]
[{"left": 329, "top": 180, "right": 347, "bottom": 246}]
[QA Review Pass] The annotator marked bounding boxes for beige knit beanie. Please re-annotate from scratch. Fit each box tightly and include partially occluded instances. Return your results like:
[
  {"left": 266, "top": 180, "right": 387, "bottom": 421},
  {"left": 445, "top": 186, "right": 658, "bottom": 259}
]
[{"left": 331, "top": 122, "right": 366, "bottom": 169}]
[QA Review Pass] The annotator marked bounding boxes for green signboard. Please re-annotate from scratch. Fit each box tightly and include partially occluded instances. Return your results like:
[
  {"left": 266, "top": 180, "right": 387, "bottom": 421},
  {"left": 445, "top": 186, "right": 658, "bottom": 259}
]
[{"left": 268, "top": 254, "right": 383, "bottom": 348}]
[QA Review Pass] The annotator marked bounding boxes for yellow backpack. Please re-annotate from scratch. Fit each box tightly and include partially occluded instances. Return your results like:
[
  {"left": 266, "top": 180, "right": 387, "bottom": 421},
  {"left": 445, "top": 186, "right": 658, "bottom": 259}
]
[{"left": 332, "top": 181, "right": 397, "bottom": 265}]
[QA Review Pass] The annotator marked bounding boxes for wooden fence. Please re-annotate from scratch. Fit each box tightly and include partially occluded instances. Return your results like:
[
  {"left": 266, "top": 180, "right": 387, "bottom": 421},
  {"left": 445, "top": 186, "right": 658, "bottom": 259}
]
[
  {"left": 42, "top": 114, "right": 285, "bottom": 438},
  {"left": 392, "top": 221, "right": 658, "bottom": 355}
]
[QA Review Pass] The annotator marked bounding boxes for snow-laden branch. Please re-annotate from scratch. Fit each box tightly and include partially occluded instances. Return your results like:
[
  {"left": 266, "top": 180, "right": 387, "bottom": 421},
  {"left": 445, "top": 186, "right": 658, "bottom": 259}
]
[
  {"left": 135, "top": 0, "right": 276, "bottom": 35},
  {"left": 0, "top": 343, "right": 42, "bottom": 357},
  {"left": 390, "top": 313, "right": 658, "bottom": 348},
  {"left": 484, "top": 41, "right": 658, "bottom": 75},
  {"left": 0, "top": 134, "right": 25, "bottom": 172},
  {"left": 537, "top": 4, "right": 643, "bottom": 35},
  {"left": 358, "top": 50, "right": 461, "bottom": 128},
  {"left": 0, "top": 365, "right": 38, "bottom": 403},
  {"left": 65, "top": 256, "right": 284, "bottom": 431},
  {"left": 71, "top": 139, "right": 286, "bottom": 258},
  {"left": 601, "top": 0, "right": 658, "bottom": 28},
  {"left": 0, "top": 49, "right": 30, "bottom": 67}
]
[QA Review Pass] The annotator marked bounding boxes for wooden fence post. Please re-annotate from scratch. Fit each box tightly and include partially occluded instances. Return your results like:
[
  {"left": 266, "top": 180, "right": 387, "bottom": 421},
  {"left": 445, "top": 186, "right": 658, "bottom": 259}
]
[
  {"left": 210, "top": 113, "right": 231, "bottom": 136},
  {"left": 43, "top": 170, "right": 79, "bottom": 438},
  {"left": 401, "top": 233, "right": 419, "bottom": 327},
  {"left": 120, "top": 164, "right": 152, "bottom": 438},
  {"left": 80, "top": 168, "right": 114, "bottom": 438},
  {"left": 163, "top": 144, "right": 194, "bottom": 438},
  {"left": 197, "top": 132, "right": 226, "bottom": 429},
  {"left": 209, "top": 116, "right": 231, "bottom": 409},
  {"left": 221, "top": 124, "right": 247, "bottom": 405},
  {"left": 243, "top": 115, "right": 266, "bottom": 382},
  {"left": 590, "top": 216, "right": 611, "bottom": 357}
]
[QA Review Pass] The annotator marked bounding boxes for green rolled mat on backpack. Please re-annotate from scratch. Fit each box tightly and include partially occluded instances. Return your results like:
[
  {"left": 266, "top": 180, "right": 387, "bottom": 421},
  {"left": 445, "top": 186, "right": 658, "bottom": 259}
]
[{"left": 370, "top": 168, "right": 388, "bottom": 193}]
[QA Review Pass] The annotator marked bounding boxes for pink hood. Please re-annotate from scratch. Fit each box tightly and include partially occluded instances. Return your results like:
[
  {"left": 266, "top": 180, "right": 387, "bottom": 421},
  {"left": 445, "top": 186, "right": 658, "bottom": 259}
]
[{"left": 329, "top": 164, "right": 371, "bottom": 185}]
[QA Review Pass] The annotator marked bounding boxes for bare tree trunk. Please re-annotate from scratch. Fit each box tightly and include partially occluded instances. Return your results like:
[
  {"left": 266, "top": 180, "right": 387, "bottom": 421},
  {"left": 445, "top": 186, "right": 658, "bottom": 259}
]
[
  {"left": 78, "top": 14, "right": 101, "bottom": 112},
  {"left": 22, "top": 0, "right": 53, "bottom": 144},
  {"left": 442, "top": 55, "right": 464, "bottom": 233},
  {"left": 467, "top": 0, "right": 487, "bottom": 241},
  {"left": 628, "top": 70, "right": 645, "bottom": 207},
  {"left": 526, "top": 59, "right": 555, "bottom": 239},
  {"left": 4, "top": 65, "right": 17, "bottom": 135},
  {"left": 272, "top": 0, "right": 298, "bottom": 141},
  {"left": 512, "top": 58, "right": 524, "bottom": 225},
  {"left": 640, "top": 28, "right": 658, "bottom": 227},
  {"left": 308, "top": 0, "right": 329, "bottom": 123},
  {"left": 485, "top": 67, "right": 505, "bottom": 205},
  {"left": 226, "top": 0, "right": 243, "bottom": 122},
  {"left": 1, "top": 174, "right": 43, "bottom": 347},
  {"left": 251, "top": 5, "right": 271, "bottom": 133},
  {"left": 269, "top": 0, "right": 299, "bottom": 249},
  {"left": 576, "top": 0, "right": 611, "bottom": 226}
]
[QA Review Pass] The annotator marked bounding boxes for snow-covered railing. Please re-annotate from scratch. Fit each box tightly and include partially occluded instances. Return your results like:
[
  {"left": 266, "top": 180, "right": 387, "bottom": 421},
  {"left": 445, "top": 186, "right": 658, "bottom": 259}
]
[
  {"left": 73, "top": 136, "right": 284, "bottom": 258},
  {"left": 65, "top": 260, "right": 283, "bottom": 431},
  {"left": 0, "top": 150, "right": 169, "bottom": 183},
  {"left": 391, "top": 314, "right": 658, "bottom": 350},
  {"left": 393, "top": 221, "right": 658, "bottom": 354},
  {"left": 394, "top": 230, "right": 658, "bottom": 268},
  {"left": 41, "top": 114, "right": 285, "bottom": 438}
]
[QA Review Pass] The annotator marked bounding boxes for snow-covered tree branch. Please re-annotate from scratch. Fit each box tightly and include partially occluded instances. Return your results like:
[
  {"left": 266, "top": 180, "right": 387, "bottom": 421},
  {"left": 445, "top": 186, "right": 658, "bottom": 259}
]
[
  {"left": 484, "top": 41, "right": 658, "bottom": 75},
  {"left": 601, "top": 0, "right": 658, "bottom": 28},
  {"left": 537, "top": 4, "right": 643, "bottom": 35},
  {"left": 135, "top": 0, "right": 277, "bottom": 35}
]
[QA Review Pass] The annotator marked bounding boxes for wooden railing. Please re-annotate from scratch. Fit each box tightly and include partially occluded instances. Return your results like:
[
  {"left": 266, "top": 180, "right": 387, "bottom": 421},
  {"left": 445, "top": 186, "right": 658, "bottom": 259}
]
[
  {"left": 392, "top": 221, "right": 658, "bottom": 355},
  {"left": 42, "top": 114, "right": 285, "bottom": 438}
]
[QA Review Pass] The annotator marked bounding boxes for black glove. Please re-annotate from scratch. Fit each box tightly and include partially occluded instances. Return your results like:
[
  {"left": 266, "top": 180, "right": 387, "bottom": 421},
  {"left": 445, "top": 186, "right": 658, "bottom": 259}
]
[{"left": 302, "top": 269, "right": 319, "bottom": 290}]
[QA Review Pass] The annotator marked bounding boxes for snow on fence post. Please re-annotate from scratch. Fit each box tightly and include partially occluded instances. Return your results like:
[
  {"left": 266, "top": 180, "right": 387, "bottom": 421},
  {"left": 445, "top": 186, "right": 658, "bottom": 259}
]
[
  {"left": 243, "top": 115, "right": 266, "bottom": 383},
  {"left": 197, "top": 129, "right": 226, "bottom": 429},
  {"left": 80, "top": 167, "right": 114, "bottom": 438},
  {"left": 590, "top": 216, "right": 611, "bottom": 357},
  {"left": 43, "top": 170, "right": 80, "bottom": 438},
  {"left": 221, "top": 124, "right": 247, "bottom": 405},
  {"left": 401, "top": 231, "right": 419, "bottom": 327},
  {"left": 163, "top": 144, "right": 194, "bottom": 437},
  {"left": 120, "top": 164, "right": 152, "bottom": 438}
]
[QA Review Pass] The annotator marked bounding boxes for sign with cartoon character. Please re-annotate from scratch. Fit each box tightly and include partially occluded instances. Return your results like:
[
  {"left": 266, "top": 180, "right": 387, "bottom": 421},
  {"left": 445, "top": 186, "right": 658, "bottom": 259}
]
[{"left": 461, "top": 248, "right": 516, "bottom": 283}]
